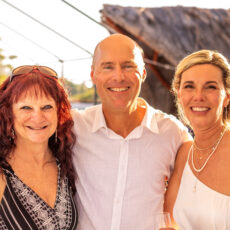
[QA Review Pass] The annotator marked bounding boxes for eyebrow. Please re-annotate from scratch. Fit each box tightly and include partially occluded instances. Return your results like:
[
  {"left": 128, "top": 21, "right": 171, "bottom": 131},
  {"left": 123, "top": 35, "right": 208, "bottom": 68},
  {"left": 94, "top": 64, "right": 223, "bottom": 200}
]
[
  {"left": 122, "top": 61, "right": 135, "bottom": 64},
  {"left": 182, "top": 81, "right": 193, "bottom": 84},
  {"left": 205, "top": 81, "right": 218, "bottom": 84},
  {"left": 100, "top": 62, "right": 114, "bottom": 67},
  {"left": 100, "top": 61, "right": 136, "bottom": 66},
  {"left": 182, "top": 80, "right": 218, "bottom": 84}
]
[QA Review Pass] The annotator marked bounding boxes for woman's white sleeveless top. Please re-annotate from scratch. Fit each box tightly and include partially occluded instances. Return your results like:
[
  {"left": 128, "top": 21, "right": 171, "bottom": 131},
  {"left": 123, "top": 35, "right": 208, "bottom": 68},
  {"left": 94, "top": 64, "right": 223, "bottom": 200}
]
[{"left": 173, "top": 161, "right": 230, "bottom": 230}]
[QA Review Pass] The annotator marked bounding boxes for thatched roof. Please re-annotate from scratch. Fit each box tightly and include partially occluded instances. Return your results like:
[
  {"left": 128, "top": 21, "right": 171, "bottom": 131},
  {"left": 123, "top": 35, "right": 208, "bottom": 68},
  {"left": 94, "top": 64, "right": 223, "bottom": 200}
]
[
  {"left": 100, "top": 5, "right": 230, "bottom": 114},
  {"left": 101, "top": 5, "right": 230, "bottom": 65}
]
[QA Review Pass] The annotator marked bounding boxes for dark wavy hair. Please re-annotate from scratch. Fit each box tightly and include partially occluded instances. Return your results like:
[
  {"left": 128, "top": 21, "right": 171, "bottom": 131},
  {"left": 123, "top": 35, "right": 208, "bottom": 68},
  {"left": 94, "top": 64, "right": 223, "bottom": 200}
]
[{"left": 0, "top": 69, "right": 76, "bottom": 194}]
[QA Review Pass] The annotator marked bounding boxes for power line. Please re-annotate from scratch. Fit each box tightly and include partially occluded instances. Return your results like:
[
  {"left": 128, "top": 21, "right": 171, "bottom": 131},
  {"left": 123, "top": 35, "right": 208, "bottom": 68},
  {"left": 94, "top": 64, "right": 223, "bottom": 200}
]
[
  {"left": 62, "top": 56, "right": 92, "bottom": 62},
  {"left": 40, "top": 56, "right": 92, "bottom": 65},
  {"left": 0, "top": 40, "right": 38, "bottom": 63},
  {"left": 1, "top": 0, "right": 92, "bottom": 56},
  {"left": 61, "top": 0, "right": 104, "bottom": 28},
  {"left": 0, "top": 21, "right": 92, "bottom": 66},
  {"left": 1, "top": 1, "right": 174, "bottom": 72},
  {"left": 0, "top": 21, "right": 63, "bottom": 62},
  {"left": 0, "top": 22, "right": 92, "bottom": 64},
  {"left": 60, "top": 1, "right": 174, "bottom": 71},
  {"left": 61, "top": 0, "right": 116, "bottom": 34}
]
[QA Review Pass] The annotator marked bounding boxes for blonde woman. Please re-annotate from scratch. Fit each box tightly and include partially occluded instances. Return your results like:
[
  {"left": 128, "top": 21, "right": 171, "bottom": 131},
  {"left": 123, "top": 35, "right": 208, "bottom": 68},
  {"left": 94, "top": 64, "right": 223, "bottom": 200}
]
[{"left": 165, "top": 50, "right": 230, "bottom": 230}]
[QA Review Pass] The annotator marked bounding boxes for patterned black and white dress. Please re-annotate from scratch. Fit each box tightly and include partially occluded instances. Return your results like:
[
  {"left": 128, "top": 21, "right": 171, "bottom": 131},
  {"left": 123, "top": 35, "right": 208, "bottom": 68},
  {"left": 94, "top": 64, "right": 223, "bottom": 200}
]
[{"left": 0, "top": 162, "right": 77, "bottom": 229}]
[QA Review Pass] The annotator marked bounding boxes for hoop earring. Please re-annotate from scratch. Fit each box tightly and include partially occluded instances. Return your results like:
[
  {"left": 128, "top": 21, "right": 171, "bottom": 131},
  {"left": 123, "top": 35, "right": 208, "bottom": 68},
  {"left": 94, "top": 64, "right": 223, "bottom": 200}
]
[{"left": 55, "top": 130, "right": 58, "bottom": 143}]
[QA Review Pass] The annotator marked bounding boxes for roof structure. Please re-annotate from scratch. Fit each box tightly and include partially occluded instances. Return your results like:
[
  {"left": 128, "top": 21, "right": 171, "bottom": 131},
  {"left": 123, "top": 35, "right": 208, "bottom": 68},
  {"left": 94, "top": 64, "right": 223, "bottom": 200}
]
[{"left": 100, "top": 5, "right": 230, "bottom": 114}]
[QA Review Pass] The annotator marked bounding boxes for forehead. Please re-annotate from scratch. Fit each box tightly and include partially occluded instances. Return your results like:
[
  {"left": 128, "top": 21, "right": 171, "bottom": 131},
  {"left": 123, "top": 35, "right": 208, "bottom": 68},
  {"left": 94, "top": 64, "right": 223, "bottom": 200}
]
[
  {"left": 14, "top": 87, "right": 55, "bottom": 104},
  {"left": 181, "top": 64, "right": 223, "bottom": 82},
  {"left": 94, "top": 39, "right": 143, "bottom": 65}
]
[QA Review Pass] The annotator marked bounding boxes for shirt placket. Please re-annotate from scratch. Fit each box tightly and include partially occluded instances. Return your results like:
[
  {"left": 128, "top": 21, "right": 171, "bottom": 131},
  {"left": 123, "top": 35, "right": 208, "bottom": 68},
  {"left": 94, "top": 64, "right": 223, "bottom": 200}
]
[{"left": 110, "top": 139, "right": 129, "bottom": 230}]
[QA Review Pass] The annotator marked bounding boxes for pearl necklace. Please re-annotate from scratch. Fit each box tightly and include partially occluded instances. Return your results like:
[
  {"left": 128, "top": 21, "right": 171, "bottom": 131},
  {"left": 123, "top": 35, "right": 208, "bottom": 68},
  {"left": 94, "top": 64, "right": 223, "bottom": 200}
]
[{"left": 191, "top": 128, "right": 226, "bottom": 173}]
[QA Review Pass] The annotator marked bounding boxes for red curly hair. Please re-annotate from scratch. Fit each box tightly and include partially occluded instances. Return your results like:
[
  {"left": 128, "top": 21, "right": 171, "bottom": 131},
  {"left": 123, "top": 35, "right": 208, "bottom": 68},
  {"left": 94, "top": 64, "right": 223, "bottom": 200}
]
[{"left": 0, "top": 70, "right": 76, "bottom": 194}]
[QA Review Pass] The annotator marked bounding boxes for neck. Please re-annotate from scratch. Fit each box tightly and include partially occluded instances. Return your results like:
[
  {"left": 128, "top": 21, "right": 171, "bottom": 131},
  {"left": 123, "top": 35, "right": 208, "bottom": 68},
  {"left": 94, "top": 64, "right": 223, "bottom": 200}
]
[
  {"left": 103, "top": 99, "right": 146, "bottom": 138},
  {"left": 9, "top": 140, "right": 54, "bottom": 168},
  {"left": 193, "top": 123, "right": 225, "bottom": 149}
]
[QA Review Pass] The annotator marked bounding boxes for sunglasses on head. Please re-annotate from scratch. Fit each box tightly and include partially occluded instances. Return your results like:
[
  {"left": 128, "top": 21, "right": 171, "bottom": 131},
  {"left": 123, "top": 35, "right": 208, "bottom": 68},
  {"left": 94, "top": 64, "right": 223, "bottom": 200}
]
[{"left": 10, "top": 65, "right": 58, "bottom": 82}]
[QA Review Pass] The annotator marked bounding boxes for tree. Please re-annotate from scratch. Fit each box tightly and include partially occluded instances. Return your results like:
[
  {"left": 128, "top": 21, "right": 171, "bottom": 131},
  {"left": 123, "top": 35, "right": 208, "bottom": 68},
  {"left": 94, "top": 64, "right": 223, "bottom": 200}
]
[{"left": 62, "top": 78, "right": 78, "bottom": 96}]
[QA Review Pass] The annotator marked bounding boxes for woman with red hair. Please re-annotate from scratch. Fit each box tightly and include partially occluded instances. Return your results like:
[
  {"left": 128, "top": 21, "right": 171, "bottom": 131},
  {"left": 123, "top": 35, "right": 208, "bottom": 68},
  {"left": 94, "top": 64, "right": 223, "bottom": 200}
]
[{"left": 0, "top": 66, "right": 77, "bottom": 229}]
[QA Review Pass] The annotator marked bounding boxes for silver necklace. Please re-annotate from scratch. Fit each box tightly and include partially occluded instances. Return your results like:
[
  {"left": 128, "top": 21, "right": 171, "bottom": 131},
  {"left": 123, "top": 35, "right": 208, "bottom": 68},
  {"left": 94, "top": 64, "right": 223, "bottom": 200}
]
[
  {"left": 193, "top": 128, "right": 226, "bottom": 151},
  {"left": 193, "top": 142, "right": 216, "bottom": 151},
  {"left": 191, "top": 128, "right": 226, "bottom": 173}
]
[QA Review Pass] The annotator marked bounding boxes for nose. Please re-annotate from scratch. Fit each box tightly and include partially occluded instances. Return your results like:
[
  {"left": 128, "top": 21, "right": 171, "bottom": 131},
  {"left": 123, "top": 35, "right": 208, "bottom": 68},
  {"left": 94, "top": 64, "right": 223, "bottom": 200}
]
[
  {"left": 113, "top": 67, "right": 125, "bottom": 82},
  {"left": 30, "top": 109, "right": 44, "bottom": 121},
  {"left": 193, "top": 88, "right": 205, "bottom": 101}
]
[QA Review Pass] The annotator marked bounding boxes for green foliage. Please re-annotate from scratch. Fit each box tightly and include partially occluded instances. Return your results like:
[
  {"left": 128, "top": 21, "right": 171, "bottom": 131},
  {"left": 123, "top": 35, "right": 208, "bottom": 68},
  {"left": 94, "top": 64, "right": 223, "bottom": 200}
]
[
  {"left": 0, "top": 42, "right": 96, "bottom": 102},
  {"left": 62, "top": 78, "right": 96, "bottom": 102},
  {"left": 9, "top": 55, "right": 17, "bottom": 60},
  {"left": 62, "top": 78, "right": 78, "bottom": 96},
  {"left": 70, "top": 87, "right": 96, "bottom": 102}
]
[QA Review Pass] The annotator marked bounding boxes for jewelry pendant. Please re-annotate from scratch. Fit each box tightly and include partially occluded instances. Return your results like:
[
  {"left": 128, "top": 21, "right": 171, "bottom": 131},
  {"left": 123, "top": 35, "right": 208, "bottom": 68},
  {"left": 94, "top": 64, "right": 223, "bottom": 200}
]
[
  {"left": 193, "top": 184, "right": 196, "bottom": 192},
  {"left": 193, "top": 179, "right": 197, "bottom": 192}
]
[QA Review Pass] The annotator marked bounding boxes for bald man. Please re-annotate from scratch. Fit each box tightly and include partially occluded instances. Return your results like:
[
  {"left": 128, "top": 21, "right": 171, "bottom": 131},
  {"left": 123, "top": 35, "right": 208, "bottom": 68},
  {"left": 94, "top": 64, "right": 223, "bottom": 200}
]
[{"left": 72, "top": 34, "right": 190, "bottom": 230}]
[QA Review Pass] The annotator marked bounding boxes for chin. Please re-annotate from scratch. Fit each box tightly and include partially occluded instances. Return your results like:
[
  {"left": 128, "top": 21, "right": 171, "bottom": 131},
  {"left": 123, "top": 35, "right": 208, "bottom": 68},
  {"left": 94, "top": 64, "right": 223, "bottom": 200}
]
[{"left": 27, "top": 136, "right": 50, "bottom": 144}]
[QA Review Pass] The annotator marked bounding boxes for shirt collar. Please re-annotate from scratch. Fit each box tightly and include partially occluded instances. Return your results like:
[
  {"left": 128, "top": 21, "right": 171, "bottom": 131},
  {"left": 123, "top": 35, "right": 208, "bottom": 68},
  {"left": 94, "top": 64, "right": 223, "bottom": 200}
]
[
  {"left": 91, "top": 104, "right": 108, "bottom": 133},
  {"left": 91, "top": 98, "right": 159, "bottom": 134},
  {"left": 139, "top": 98, "right": 159, "bottom": 134}
]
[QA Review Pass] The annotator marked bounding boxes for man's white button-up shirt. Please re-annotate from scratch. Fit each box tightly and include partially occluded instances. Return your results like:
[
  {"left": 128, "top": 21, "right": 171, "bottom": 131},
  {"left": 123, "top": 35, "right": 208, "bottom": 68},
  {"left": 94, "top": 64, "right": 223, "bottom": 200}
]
[{"left": 72, "top": 101, "right": 191, "bottom": 230}]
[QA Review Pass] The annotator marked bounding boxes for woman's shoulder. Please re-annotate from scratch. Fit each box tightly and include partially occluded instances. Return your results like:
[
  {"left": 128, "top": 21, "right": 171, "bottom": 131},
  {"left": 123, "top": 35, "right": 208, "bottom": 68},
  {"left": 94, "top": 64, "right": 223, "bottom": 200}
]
[
  {"left": 179, "top": 140, "right": 193, "bottom": 151},
  {"left": 175, "top": 141, "right": 193, "bottom": 172}
]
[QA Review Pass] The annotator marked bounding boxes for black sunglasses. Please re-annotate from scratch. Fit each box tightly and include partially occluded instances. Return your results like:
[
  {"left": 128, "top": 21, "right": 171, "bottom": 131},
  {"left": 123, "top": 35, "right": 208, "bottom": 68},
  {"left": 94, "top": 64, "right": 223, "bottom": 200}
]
[{"left": 10, "top": 65, "right": 58, "bottom": 82}]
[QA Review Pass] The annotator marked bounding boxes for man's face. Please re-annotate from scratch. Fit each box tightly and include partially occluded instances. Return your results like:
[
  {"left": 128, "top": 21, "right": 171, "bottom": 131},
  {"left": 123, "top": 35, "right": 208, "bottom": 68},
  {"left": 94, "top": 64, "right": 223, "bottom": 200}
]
[{"left": 91, "top": 35, "right": 146, "bottom": 113}]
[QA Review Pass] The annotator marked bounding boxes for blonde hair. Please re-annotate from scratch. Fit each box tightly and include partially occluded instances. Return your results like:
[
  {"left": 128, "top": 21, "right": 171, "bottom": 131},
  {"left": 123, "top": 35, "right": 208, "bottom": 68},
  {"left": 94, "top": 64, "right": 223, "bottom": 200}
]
[{"left": 172, "top": 49, "right": 230, "bottom": 126}]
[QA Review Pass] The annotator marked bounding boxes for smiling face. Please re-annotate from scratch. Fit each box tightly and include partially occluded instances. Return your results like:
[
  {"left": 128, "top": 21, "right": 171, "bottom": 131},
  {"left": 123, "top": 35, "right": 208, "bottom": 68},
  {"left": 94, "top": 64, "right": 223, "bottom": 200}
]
[
  {"left": 178, "top": 64, "right": 229, "bottom": 129},
  {"left": 12, "top": 90, "right": 58, "bottom": 146},
  {"left": 91, "top": 34, "right": 146, "bottom": 113}
]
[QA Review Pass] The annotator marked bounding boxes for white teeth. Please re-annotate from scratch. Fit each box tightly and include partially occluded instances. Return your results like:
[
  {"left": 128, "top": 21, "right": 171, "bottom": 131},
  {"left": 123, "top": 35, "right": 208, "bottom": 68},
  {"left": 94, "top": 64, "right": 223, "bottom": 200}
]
[
  {"left": 109, "top": 87, "right": 129, "bottom": 92},
  {"left": 28, "top": 126, "right": 46, "bottom": 130},
  {"left": 192, "top": 107, "right": 209, "bottom": 111}
]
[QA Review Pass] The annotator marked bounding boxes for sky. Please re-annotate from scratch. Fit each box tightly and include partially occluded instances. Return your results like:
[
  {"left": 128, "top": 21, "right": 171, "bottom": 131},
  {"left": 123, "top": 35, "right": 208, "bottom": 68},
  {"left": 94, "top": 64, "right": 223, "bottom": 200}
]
[{"left": 0, "top": 0, "right": 229, "bottom": 85}]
